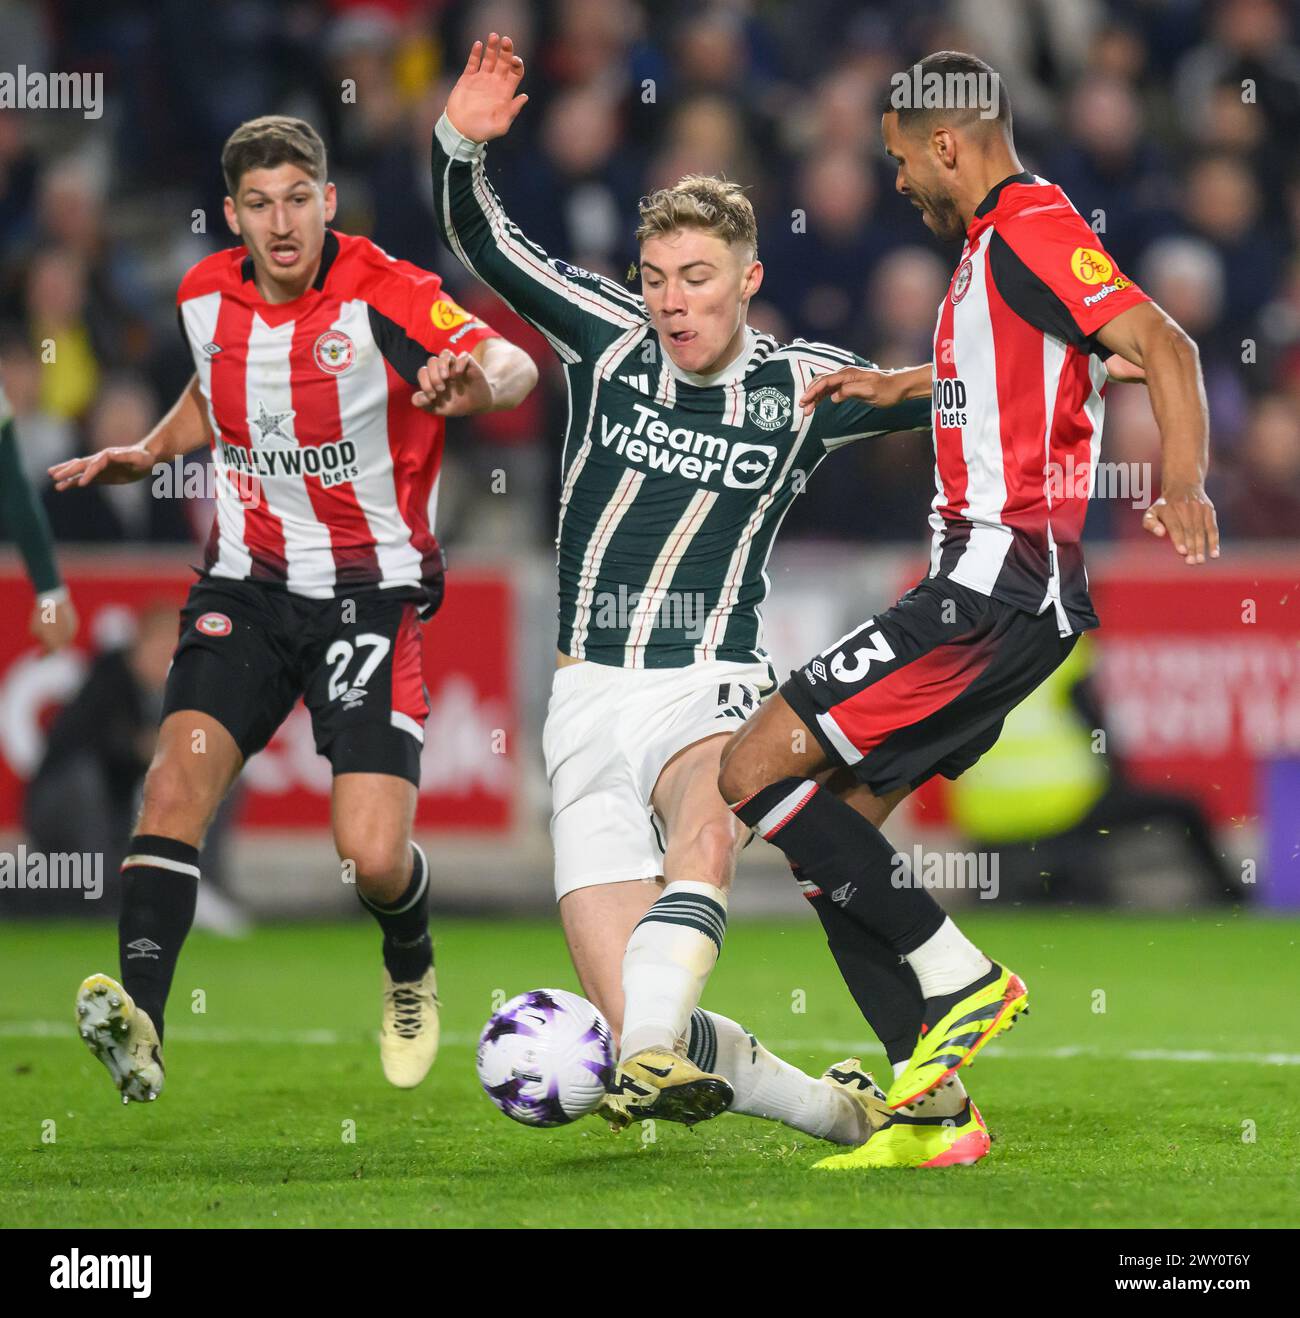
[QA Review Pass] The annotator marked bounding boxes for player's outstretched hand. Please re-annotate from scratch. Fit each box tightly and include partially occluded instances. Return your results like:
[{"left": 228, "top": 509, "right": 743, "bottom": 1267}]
[
  {"left": 446, "top": 32, "right": 528, "bottom": 143},
  {"left": 29, "top": 594, "right": 78, "bottom": 653},
  {"left": 798, "top": 365, "right": 926, "bottom": 416},
  {"left": 48, "top": 446, "right": 155, "bottom": 490},
  {"left": 1142, "top": 481, "right": 1220, "bottom": 564},
  {"left": 412, "top": 349, "right": 495, "bottom": 417}
]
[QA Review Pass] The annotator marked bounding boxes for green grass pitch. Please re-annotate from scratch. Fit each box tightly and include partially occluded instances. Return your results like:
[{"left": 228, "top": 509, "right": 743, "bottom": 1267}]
[{"left": 1, "top": 912, "right": 1296, "bottom": 1228}]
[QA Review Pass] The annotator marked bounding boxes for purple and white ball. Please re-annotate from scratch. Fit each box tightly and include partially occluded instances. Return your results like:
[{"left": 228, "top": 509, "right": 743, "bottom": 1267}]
[{"left": 476, "top": 989, "right": 614, "bottom": 1127}]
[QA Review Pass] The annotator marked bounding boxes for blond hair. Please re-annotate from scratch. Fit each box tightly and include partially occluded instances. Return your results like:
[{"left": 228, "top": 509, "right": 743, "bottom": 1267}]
[{"left": 636, "top": 175, "right": 757, "bottom": 257}]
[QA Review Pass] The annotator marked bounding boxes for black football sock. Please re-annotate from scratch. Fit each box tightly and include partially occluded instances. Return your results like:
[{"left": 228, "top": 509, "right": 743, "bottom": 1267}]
[
  {"left": 733, "top": 778, "right": 945, "bottom": 954},
  {"left": 794, "top": 864, "right": 924, "bottom": 1067},
  {"left": 118, "top": 834, "right": 200, "bottom": 1044},
  {"left": 359, "top": 842, "right": 433, "bottom": 983}
]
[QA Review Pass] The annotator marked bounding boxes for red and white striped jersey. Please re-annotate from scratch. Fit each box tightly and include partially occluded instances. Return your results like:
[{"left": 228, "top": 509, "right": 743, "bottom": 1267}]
[
  {"left": 929, "top": 173, "right": 1149, "bottom": 635},
  {"left": 177, "top": 229, "right": 501, "bottom": 612}
]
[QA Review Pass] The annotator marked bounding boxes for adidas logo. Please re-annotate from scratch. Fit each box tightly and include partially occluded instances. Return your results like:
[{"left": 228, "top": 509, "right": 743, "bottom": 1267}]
[
  {"left": 126, "top": 938, "right": 161, "bottom": 960},
  {"left": 715, "top": 682, "right": 757, "bottom": 721},
  {"left": 831, "top": 883, "right": 856, "bottom": 906}
]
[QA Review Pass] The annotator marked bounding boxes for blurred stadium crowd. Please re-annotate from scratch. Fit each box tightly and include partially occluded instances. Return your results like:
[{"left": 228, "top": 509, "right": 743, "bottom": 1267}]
[{"left": 1, "top": 0, "right": 1297, "bottom": 550}]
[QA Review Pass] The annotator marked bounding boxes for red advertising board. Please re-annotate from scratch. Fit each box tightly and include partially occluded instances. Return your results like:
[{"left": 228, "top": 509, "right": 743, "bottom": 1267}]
[
  {"left": 0, "top": 556, "right": 516, "bottom": 831},
  {"left": 1089, "top": 551, "right": 1300, "bottom": 825}
]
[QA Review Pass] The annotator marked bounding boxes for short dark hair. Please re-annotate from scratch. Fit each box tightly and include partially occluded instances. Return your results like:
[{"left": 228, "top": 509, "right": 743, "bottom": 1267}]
[
  {"left": 221, "top": 115, "right": 327, "bottom": 195},
  {"left": 883, "top": 51, "right": 1012, "bottom": 137}
]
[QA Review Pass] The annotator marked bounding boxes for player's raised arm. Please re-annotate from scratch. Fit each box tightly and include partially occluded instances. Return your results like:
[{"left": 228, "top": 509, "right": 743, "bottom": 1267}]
[
  {"left": 1096, "top": 301, "right": 1218, "bottom": 565},
  {"left": 432, "top": 33, "right": 647, "bottom": 362},
  {"left": 49, "top": 374, "right": 211, "bottom": 491}
]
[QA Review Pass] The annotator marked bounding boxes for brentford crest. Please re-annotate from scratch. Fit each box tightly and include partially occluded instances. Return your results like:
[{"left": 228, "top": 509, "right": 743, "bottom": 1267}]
[
  {"left": 195, "top": 612, "right": 232, "bottom": 637},
  {"left": 314, "top": 329, "right": 355, "bottom": 374},
  {"left": 952, "top": 259, "right": 973, "bottom": 304}
]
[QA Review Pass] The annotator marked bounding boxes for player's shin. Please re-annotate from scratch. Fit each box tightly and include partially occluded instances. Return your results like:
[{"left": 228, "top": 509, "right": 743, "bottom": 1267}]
[
  {"left": 799, "top": 880, "right": 973, "bottom": 1119},
  {"left": 795, "top": 864, "right": 923, "bottom": 1066},
  {"left": 117, "top": 834, "right": 201, "bottom": 1042},
  {"left": 358, "top": 841, "right": 433, "bottom": 981},
  {"left": 688, "top": 1009, "right": 877, "bottom": 1144},
  {"left": 732, "top": 779, "right": 988, "bottom": 983},
  {"left": 619, "top": 880, "right": 726, "bottom": 1061}
]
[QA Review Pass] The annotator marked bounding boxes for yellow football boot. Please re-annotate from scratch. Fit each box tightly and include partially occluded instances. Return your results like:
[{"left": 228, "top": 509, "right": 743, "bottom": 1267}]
[
  {"left": 887, "top": 962, "right": 1028, "bottom": 1109},
  {"left": 813, "top": 1096, "right": 991, "bottom": 1170}
]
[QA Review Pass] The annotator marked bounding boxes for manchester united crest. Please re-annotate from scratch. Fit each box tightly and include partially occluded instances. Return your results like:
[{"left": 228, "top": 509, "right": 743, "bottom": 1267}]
[
  {"left": 313, "top": 329, "right": 355, "bottom": 374},
  {"left": 746, "top": 385, "right": 792, "bottom": 432}
]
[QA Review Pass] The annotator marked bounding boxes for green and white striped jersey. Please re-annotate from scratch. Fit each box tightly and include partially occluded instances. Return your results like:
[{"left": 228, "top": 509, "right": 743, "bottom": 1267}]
[{"left": 432, "top": 114, "right": 931, "bottom": 668}]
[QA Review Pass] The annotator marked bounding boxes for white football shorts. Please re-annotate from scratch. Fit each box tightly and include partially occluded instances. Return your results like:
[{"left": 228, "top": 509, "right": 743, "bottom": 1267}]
[{"left": 543, "top": 658, "right": 774, "bottom": 900}]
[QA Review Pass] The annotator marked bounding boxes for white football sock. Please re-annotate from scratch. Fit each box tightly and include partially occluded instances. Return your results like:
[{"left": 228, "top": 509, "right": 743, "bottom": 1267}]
[
  {"left": 690, "top": 1010, "right": 866, "bottom": 1145},
  {"left": 903, "top": 916, "right": 991, "bottom": 999},
  {"left": 902, "top": 1072, "right": 970, "bottom": 1118},
  {"left": 619, "top": 880, "right": 726, "bottom": 1062}
]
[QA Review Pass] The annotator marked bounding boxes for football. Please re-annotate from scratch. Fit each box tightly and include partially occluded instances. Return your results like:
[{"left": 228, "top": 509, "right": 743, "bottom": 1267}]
[{"left": 476, "top": 988, "right": 614, "bottom": 1127}]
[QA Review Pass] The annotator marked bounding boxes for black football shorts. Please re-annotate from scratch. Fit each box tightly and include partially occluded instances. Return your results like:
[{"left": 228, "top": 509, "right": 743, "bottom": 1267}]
[
  {"left": 161, "top": 576, "right": 430, "bottom": 784},
  {"left": 782, "top": 576, "right": 1077, "bottom": 796}
]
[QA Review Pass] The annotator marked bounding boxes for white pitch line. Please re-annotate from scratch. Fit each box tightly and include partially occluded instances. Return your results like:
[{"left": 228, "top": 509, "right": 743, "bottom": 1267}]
[
  {"left": 767, "top": 1039, "right": 1300, "bottom": 1067},
  {"left": 6, "top": 1021, "right": 1300, "bottom": 1067}
]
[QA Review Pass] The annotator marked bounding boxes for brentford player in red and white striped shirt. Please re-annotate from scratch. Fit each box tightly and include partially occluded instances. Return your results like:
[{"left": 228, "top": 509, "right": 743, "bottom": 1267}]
[
  {"left": 177, "top": 225, "right": 503, "bottom": 603},
  {"left": 53, "top": 115, "right": 537, "bottom": 1106},
  {"left": 720, "top": 51, "right": 1220, "bottom": 1169}
]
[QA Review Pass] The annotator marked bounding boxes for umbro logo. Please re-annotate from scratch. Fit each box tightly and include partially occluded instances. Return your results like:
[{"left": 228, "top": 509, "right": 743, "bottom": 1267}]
[
  {"left": 831, "top": 883, "right": 856, "bottom": 906},
  {"left": 811, "top": 660, "right": 827, "bottom": 682},
  {"left": 202, "top": 341, "right": 222, "bottom": 356},
  {"left": 126, "top": 937, "right": 161, "bottom": 960}
]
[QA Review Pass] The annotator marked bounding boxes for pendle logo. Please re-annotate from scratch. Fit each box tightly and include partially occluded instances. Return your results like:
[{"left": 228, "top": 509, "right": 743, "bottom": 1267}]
[{"left": 50, "top": 1249, "right": 152, "bottom": 1298}]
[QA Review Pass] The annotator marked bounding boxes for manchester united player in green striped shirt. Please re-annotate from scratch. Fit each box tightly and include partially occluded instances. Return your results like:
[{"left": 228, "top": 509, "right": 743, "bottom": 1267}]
[{"left": 435, "top": 34, "right": 930, "bottom": 1143}]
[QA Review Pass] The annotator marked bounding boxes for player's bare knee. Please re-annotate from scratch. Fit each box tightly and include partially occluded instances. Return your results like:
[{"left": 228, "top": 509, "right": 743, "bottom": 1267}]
[
  {"left": 345, "top": 838, "right": 411, "bottom": 901},
  {"left": 717, "top": 734, "right": 762, "bottom": 805}
]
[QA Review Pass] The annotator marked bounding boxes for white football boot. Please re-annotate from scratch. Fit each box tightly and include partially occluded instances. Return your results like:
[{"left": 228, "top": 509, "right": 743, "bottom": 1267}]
[
  {"left": 380, "top": 966, "right": 440, "bottom": 1087},
  {"left": 75, "top": 973, "right": 165, "bottom": 1103},
  {"left": 820, "top": 1057, "right": 893, "bottom": 1144}
]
